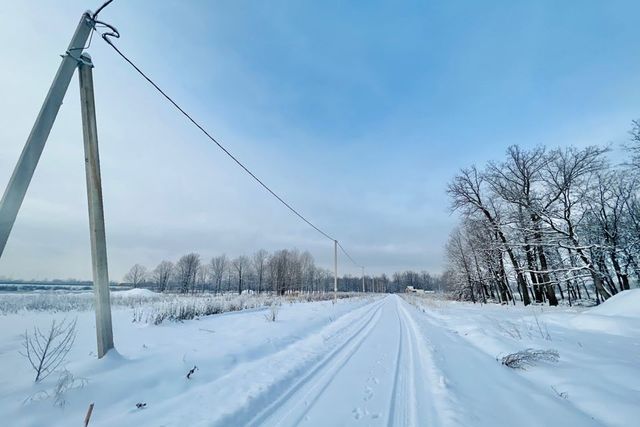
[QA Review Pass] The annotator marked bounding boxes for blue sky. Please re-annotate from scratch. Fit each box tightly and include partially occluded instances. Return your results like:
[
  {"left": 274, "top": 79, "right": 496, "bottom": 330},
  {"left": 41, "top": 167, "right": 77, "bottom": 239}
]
[{"left": 1, "top": 1, "right": 639, "bottom": 280}]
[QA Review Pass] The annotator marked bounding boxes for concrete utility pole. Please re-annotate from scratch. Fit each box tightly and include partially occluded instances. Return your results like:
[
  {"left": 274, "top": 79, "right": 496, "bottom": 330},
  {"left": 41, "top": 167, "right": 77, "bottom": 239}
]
[
  {"left": 362, "top": 266, "right": 365, "bottom": 293},
  {"left": 0, "top": 12, "right": 115, "bottom": 358},
  {"left": 79, "top": 54, "right": 114, "bottom": 358},
  {"left": 334, "top": 240, "right": 338, "bottom": 301}
]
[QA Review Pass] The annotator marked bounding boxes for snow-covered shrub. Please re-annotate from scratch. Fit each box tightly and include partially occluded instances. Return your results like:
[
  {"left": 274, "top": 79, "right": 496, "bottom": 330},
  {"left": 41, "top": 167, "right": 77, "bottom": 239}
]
[
  {"left": 0, "top": 290, "right": 166, "bottom": 315},
  {"left": 2, "top": 291, "right": 360, "bottom": 325},
  {"left": 0, "top": 293, "right": 93, "bottom": 314},
  {"left": 265, "top": 305, "right": 279, "bottom": 322},
  {"left": 133, "top": 292, "right": 360, "bottom": 325},
  {"left": 53, "top": 369, "right": 87, "bottom": 408},
  {"left": 23, "top": 369, "right": 87, "bottom": 408},
  {"left": 500, "top": 348, "right": 559, "bottom": 369}
]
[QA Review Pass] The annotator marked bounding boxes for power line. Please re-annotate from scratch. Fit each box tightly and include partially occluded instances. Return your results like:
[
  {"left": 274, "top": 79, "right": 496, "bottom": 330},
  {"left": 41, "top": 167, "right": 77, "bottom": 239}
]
[
  {"left": 338, "top": 242, "right": 362, "bottom": 269},
  {"left": 91, "top": 0, "right": 363, "bottom": 268},
  {"left": 92, "top": 0, "right": 114, "bottom": 19},
  {"left": 102, "top": 37, "right": 336, "bottom": 241},
  {"left": 91, "top": 13, "right": 364, "bottom": 268}
]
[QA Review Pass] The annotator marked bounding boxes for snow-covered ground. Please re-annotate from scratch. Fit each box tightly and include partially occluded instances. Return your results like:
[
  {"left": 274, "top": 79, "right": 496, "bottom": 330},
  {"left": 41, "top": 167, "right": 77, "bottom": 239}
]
[
  {"left": 1, "top": 291, "right": 638, "bottom": 426},
  {"left": 402, "top": 290, "right": 640, "bottom": 427}
]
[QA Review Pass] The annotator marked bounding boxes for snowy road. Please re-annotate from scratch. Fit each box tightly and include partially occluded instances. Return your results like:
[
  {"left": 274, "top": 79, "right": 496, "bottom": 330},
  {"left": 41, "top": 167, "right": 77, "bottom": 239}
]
[
  {"left": 248, "top": 296, "right": 438, "bottom": 426},
  {"left": 137, "top": 295, "right": 452, "bottom": 426}
]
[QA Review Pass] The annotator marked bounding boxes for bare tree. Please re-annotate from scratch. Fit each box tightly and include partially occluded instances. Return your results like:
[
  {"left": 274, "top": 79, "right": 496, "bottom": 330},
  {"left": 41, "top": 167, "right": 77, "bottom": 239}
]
[
  {"left": 152, "top": 261, "right": 173, "bottom": 292},
  {"left": 539, "top": 146, "right": 611, "bottom": 300},
  {"left": 268, "top": 250, "right": 290, "bottom": 295},
  {"left": 626, "top": 119, "right": 640, "bottom": 169},
  {"left": 196, "top": 263, "right": 211, "bottom": 293},
  {"left": 232, "top": 255, "right": 250, "bottom": 295},
  {"left": 21, "top": 318, "right": 77, "bottom": 382},
  {"left": 210, "top": 255, "right": 227, "bottom": 294},
  {"left": 299, "top": 251, "right": 315, "bottom": 293},
  {"left": 175, "top": 253, "right": 200, "bottom": 294},
  {"left": 447, "top": 166, "right": 531, "bottom": 305},
  {"left": 446, "top": 137, "right": 640, "bottom": 307},
  {"left": 124, "top": 264, "right": 147, "bottom": 288},
  {"left": 252, "top": 249, "right": 268, "bottom": 294},
  {"left": 446, "top": 226, "right": 476, "bottom": 302},
  {"left": 486, "top": 145, "right": 558, "bottom": 305}
]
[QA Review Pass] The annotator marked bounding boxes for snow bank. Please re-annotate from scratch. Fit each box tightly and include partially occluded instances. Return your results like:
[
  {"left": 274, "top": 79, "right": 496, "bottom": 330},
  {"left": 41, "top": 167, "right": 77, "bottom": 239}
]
[
  {"left": 113, "top": 288, "right": 158, "bottom": 298},
  {"left": 585, "top": 289, "right": 640, "bottom": 318},
  {"left": 567, "top": 289, "right": 640, "bottom": 336}
]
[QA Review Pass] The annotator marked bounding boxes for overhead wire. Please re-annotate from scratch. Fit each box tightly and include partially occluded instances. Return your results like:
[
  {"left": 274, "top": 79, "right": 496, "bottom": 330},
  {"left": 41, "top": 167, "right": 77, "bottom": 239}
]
[
  {"left": 90, "top": 1, "right": 362, "bottom": 269},
  {"left": 338, "top": 242, "right": 362, "bottom": 269}
]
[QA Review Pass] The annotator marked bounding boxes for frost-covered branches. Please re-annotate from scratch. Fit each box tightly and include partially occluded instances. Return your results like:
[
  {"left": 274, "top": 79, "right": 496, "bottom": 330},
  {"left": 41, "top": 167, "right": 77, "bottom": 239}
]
[
  {"left": 500, "top": 348, "right": 559, "bottom": 369},
  {"left": 446, "top": 121, "right": 640, "bottom": 306}
]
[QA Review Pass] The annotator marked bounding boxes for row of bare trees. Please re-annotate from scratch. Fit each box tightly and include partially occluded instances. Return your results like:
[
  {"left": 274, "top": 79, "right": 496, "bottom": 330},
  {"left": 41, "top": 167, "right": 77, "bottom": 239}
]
[
  {"left": 445, "top": 121, "right": 640, "bottom": 306},
  {"left": 123, "top": 252, "right": 441, "bottom": 295},
  {"left": 124, "top": 249, "right": 348, "bottom": 295}
]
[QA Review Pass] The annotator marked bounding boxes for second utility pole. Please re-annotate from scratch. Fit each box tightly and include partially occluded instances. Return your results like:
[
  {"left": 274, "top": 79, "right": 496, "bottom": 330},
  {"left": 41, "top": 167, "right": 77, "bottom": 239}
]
[{"left": 334, "top": 240, "right": 338, "bottom": 302}]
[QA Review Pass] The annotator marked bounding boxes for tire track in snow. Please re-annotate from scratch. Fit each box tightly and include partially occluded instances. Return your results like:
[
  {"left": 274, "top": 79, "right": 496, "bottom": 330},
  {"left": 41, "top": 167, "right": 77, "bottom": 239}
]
[
  {"left": 387, "top": 304, "right": 407, "bottom": 426},
  {"left": 234, "top": 298, "right": 386, "bottom": 427},
  {"left": 388, "top": 296, "right": 429, "bottom": 426},
  {"left": 398, "top": 297, "right": 451, "bottom": 425},
  {"left": 269, "top": 302, "right": 384, "bottom": 426},
  {"left": 255, "top": 295, "right": 447, "bottom": 427}
]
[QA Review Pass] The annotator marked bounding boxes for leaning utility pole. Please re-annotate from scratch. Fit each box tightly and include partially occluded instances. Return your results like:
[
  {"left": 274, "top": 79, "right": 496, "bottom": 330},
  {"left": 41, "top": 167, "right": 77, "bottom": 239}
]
[
  {"left": 0, "top": 13, "right": 92, "bottom": 255},
  {"left": 334, "top": 240, "right": 338, "bottom": 301},
  {"left": 0, "top": 12, "right": 114, "bottom": 358}
]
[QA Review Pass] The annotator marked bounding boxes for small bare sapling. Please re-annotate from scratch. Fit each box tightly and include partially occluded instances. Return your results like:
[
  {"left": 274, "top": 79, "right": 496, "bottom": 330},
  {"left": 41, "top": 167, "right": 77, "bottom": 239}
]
[{"left": 21, "top": 318, "right": 77, "bottom": 382}]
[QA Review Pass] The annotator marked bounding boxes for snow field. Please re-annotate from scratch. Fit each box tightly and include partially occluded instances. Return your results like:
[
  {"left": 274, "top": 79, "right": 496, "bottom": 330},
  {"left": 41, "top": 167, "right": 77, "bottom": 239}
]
[{"left": 1, "top": 291, "right": 638, "bottom": 426}]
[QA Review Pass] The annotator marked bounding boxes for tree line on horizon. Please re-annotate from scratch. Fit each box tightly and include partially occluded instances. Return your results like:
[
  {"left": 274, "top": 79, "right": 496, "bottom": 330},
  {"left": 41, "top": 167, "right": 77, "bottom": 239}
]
[
  {"left": 123, "top": 249, "right": 444, "bottom": 295},
  {"left": 444, "top": 119, "right": 640, "bottom": 306}
]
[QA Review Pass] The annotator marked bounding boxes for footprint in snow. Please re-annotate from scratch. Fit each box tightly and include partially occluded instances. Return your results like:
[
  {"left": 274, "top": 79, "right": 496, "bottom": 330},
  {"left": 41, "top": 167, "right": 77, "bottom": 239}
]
[
  {"left": 363, "top": 386, "right": 374, "bottom": 401},
  {"left": 352, "top": 407, "right": 364, "bottom": 420}
]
